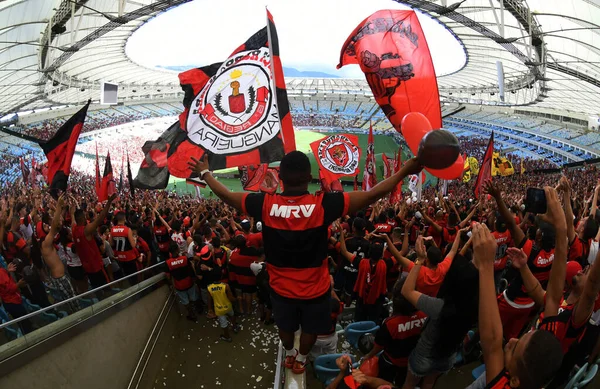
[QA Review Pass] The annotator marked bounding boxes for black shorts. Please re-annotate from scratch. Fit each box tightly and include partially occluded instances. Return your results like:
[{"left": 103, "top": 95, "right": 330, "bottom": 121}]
[
  {"left": 119, "top": 260, "right": 138, "bottom": 277},
  {"left": 271, "top": 291, "right": 331, "bottom": 335},
  {"left": 235, "top": 284, "right": 257, "bottom": 294},
  {"left": 257, "top": 287, "right": 272, "bottom": 309},
  {"left": 68, "top": 265, "right": 86, "bottom": 281},
  {"left": 343, "top": 270, "right": 358, "bottom": 297},
  {"left": 87, "top": 269, "right": 108, "bottom": 289}
]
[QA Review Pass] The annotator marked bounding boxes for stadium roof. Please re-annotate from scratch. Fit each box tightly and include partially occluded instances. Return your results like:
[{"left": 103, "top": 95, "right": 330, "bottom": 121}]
[{"left": 0, "top": 0, "right": 599, "bottom": 117}]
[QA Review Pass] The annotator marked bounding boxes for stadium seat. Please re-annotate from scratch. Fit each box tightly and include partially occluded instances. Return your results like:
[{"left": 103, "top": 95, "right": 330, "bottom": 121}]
[
  {"left": 565, "top": 363, "right": 598, "bottom": 389},
  {"left": 314, "top": 353, "right": 358, "bottom": 385},
  {"left": 472, "top": 364, "right": 486, "bottom": 380},
  {"left": 344, "top": 321, "right": 379, "bottom": 349},
  {"left": 0, "top": 306, "right": 23, "bottom": 340}
]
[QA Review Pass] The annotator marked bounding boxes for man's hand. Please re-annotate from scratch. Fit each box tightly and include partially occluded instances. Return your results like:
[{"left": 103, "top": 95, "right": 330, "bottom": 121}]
[
  {"left": 483, "top": 180, "right": 500, "bottom": 199},
  {"left": 351, "top": 370, "right": 369, "bottom": 385},
  {"left": 7, "top": 262, "right": 16, "bottom": 272},
  {"left": 507, "top": 247, "right": 528, "bottom": 269},
  {"left": 415, "top": 236, "right": 427, "bottom": 260},
  {"left": 539, "top": 187, "right": 566, "bottom": 230},
  {"left": 335, "top": 354, "right": 352, "bottom": 371},
  {"left": 402, "top": 157, "right": 423, "bottom": 176},
  {"left": 188, "top": 155, "right": 210, "bottom": 177},
  {"left": 472, "top": 223, "right": 497, "bottom": 270},
  {"left": 17, "top": 279, "right": 27, "bottom": 288},
  {"left": 108, "top": 193, "right": 117, "bottom": 203}
]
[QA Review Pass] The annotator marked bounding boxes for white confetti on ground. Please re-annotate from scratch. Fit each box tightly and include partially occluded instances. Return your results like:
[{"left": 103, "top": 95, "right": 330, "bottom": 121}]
[{"left": 257, "top": 376, "right": 262, "bottom": 382}]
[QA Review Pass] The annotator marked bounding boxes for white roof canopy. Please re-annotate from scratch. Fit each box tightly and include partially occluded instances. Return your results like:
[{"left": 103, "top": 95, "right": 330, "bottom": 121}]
[{"left": 0, "top": 0, "right": 598, "bottom": 116}]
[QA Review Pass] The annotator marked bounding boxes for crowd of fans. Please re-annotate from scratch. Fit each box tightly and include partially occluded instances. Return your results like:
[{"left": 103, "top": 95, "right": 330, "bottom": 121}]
[
  {"left": 293, "top": 113, "right": 366, "bottom": 129},
  {"left": 1, "top": 128, "right": 599, "bottom": 388}
]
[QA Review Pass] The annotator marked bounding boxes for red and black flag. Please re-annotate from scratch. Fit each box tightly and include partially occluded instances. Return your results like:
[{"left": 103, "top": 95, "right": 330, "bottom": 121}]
[
  {"left": 118, "top": 153, "right": 124, "bottom": 192},
  {"left": 238, "top": 164, "right": 280, "bottom": 194},
  {"left": 126, "top": 151, "right": 134, "bottom": 198},
  {"left": 133, "top": 121, "right": 179, "bottom": 190},
  {"left": 99, "top": 152, "right": 116, "bottom": 202},
  {"left": 381, "top": 153, "right": 394, "bottom": 179},
  {"left": 310, "top": 134, "right": 361, "bottom": 192},
  {"left": 19, "top": 157, "right": 29, "bottom": 184},
  {"left": 38, "top": 100, "right": 90, "bottom": 198},
  {"left": 362, "top": 124, "right": 377, "bottom": 191},
  {"left": 166, "top": 9, "right": 295, "bottom": 180},
  {"left": 390, "top": 147, "right": 403, "bottom": 202},
  {"left": 474, "top": 132, "right": 494, "bottom": 199},
  {"left": 337, "top": 10, "right": 441, "bottom": 131},
  {"left": 95, "top": 142, "right": 101, "bottom": 198}
]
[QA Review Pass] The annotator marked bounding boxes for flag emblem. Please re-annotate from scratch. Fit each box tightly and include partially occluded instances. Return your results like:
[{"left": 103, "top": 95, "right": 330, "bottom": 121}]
[
  {"left": 187, "top": 47, "right": 280, "bottom": 155},
  {"left": 317, "top": 134, "right": 360, "bottom": 175}
]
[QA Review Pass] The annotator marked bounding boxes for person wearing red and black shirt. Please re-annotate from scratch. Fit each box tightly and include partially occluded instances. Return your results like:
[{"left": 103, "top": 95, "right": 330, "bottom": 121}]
[
  {"left": 228, "top": 235, "right": 262, "bottom": 315},
  {"left": 339, "top": 233, "right": 387, "bottom": 323},
  {"left": 165, "top": 243, "right": 198, "bottom": 321},
  {"left": 382, "top": 227, "right": 405, "bottom": 293},
  {"left": 565, "top": 180, "right": 598, "bottom": 268},
  {"left": 362, "top": 277, "right": 426, "bottom": 386},
  {"left": 422, "top": 205, "right": 477, "bottom": 251},
  {"left": 188, "top": 151, "right": 423, "bottom": 375},
  {"left": 111, "top": 212, "right": 139, "bottom": 285},
  {"left": 339, "top": 218, "right": 370, "bottom": 306},
  {"left": 485, "top": 181, "right": 557, "bottom": 340},
  {"left": 132, "top": 225, "right": 151, "bottom": 269},
  {"left": 3, "top": 216, "right": 29, "bottom": 262},
  {"left": 474, "top": 190, "right": 563, "bottom": 389},
  {"left": 153, "top": 216, "right": 171, "bottom": 261},
  {"left": 0, "top": 262, "right": 32, "bottom": 334},
  {"left": 491, "top": 214, "right": 512, "bottom": 291},
  {"left": 73, "top": 194, "right": 116, "bottom": 291}
]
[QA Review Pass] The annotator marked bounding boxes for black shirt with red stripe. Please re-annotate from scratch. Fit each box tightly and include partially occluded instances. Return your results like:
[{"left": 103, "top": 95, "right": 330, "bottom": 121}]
[
  {"left": 243, "top": 190, "right": 349, "bottom": 300},
  {"left": 375, "top": 311, "right": 427, "bottom": 367},
  {"left": 485, "top": 369, "right": 512, "bottom": 389},
  {"left": 505, "top": 239, "right": 554, "bottom": 303},
  {"left": 538, "top": 303, "right": 588, "bottom": 354},
  {"left": 164, "top": 256, "right": 195, "bottom": 291}
]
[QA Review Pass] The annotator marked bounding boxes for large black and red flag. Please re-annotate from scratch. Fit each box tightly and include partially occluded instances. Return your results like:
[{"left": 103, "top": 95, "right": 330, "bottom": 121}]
[
  {"left": 362, "top": 124, "right": 377, "bottom": 191},
  {"left": 309, "top": 133, "right": 361, "bottom": 192},
  {"left": 38, "top": 100, "right": 90, "bottom": 198},
  {"left": 474, "top": 132, "right": 494, "bottom": 199},
  {"left": 165, "top": 9, "right": 295, "bottom": 182},
  {"left": 126, "top": 151, "right": 134, "bottom": 198},
  {"left": 381, "top": 153, "right": 394, "bottom": 179},
  {"left": 99, "top": 152, "right": 116, "bottom": 202},
  {"left": 337, "top": 10, "right": 442, "bottom": 130},
  {"left": 133, "top": 121, "right": 179, "bottom": 190}
]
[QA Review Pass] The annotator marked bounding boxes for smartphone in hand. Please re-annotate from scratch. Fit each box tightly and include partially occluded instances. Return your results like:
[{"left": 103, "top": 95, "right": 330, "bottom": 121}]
[{"left": 525, "top": 188, "right": 547, "bottom": 214}]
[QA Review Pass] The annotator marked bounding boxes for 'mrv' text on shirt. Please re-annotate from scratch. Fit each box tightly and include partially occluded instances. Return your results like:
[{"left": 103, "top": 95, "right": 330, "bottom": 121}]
[{"left": 269, "top": 204, "right": 316, "bottom": 218}]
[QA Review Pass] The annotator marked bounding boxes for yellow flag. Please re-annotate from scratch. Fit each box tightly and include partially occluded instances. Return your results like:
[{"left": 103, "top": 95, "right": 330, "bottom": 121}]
[
  {"left": 462, "top": 156, "right": 471, "bottom": 183},
  {"left": 520, "top": 157, "right": 525, "bottom": 175}
]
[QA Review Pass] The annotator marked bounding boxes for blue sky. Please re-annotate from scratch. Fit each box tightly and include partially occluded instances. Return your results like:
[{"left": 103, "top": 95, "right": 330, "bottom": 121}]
[{"left": 126, "top": 0, "right": 465, "bottom": 78}]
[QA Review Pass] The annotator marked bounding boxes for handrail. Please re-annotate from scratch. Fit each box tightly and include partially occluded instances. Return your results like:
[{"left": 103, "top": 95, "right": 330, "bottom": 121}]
[{"left": 0, "top": 261, "right": 165, "bottom": 330}]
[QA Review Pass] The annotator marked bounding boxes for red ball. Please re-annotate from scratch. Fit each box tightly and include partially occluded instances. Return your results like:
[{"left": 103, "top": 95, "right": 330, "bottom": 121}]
[{"left": 417, "top": 129, "right": 460, "bottom": 170}]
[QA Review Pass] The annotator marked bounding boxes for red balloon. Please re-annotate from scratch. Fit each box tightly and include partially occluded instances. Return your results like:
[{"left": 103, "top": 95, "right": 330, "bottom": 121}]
[
  {"left": 426, "top": 154, "right": 464, "bottom": 180},
  {"left": 401, "top": 112, "right": 433, "bottom": 156}
]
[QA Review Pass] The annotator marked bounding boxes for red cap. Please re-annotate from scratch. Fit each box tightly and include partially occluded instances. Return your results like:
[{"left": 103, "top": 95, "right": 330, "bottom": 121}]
[
  {"left": 183, "top": 216, "right": 191, "bottom": 226},
  {"left": 565, "top": 261, "right": 582, "bottom": 288},
  {"left": 199, "top": 245, "right": 212, "bottom": 261}
]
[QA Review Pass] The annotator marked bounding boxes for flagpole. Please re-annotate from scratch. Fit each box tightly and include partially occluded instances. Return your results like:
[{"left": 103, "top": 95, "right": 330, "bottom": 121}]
[{"left": 265, "top": 8, "right": 286, "bottom": 152}]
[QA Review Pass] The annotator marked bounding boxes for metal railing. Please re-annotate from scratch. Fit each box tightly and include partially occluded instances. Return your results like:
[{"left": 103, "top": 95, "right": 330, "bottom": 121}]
[{"left": 0, "top": 261, "right": 165, "bottom": 331}]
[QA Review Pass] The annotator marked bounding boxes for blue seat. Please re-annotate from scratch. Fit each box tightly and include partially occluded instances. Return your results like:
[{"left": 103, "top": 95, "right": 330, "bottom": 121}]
[
  {"left": 0, "top": 306, "right": 23, "bottom": 340},
  {"left": 79, "top": 297, "right": 98, "bottom": 308},
  {"left": 472, "top": 364, "right": 486, "bottom": 380},
  {"left": 314, "top": 353, "right": 358, "bottom": 385},
  {"left": 565, "top": 363, "right": 598, "bottom": 389},
  {"left": 344, "top": 321, "right": 379, "bottom": 349},
  {"left": 22, "top": 298, "right": 58, "bottom": 323}
]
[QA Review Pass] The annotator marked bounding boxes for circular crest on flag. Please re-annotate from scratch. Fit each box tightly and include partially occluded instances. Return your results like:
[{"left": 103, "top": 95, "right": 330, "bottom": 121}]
[
  {"left": 187, "top": 47, "right": 279, "bottom": 155},
  {"left": 317, "top": 135, "right": 360, "bottom": 175}
]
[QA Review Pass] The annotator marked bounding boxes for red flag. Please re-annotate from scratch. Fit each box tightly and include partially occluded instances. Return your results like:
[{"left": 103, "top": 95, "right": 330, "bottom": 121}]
[
  {"left": 310, "top": 133, "right": 361, "bottom": 191},
  {"left": 362, "top": 124, "right": 377, "bottom": 191},
  {"left": 95, "top": 142, "right": 101, "bottom": 198},
  {"left": 382, "top": 153, "right": 395, "bottom": 179},
  {"left": 99, "top": 152, "right": 116, "bottom": 202},
  {"left": 134, "top": 121, "right": 178, "bottom": 190},
  {"left": 238, "top": 164, "right": 280, "bottom": 194},
  {"left": 38, "top": 100, "right": 90, "bottom": 198},
  {"left": 390, "top": 147, "right": 403, "bottom": 202},
  {"left": 168, "top": 10, "right": 295, "bottom": 178},
  {"left": 337, "top": 10, "right": 441, "bottom": 130},
  {"left": 474, "top": 132, "right": 494, "bottom": 199}
]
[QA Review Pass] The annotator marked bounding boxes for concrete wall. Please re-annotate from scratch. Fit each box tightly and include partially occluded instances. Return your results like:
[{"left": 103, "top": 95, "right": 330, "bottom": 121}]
[{"left": 0, "top": 285, "right": 169, "bottom": 389}]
